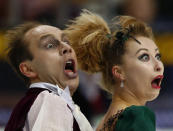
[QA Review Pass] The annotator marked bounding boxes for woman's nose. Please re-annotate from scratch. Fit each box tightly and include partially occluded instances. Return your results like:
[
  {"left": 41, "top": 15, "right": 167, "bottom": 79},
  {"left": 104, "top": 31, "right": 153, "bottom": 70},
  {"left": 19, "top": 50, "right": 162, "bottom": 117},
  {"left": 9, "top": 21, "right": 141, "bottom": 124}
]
[
  {"left": 154, "top": 60, "right": 162, "bottom": 72},
  {"left": 154, "top": 64, "right": 161, "bottom": 72}
]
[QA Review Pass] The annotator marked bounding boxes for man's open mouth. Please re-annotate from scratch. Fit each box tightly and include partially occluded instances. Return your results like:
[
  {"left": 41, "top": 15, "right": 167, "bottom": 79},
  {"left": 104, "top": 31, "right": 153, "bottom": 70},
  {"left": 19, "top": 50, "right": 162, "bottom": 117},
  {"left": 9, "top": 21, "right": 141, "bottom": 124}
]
[
  {"left": 151, "top": 75, "right": 164, "bottom": 89},
  {"left": 64, "top": 59, "right": 78, "bottom": 78}
]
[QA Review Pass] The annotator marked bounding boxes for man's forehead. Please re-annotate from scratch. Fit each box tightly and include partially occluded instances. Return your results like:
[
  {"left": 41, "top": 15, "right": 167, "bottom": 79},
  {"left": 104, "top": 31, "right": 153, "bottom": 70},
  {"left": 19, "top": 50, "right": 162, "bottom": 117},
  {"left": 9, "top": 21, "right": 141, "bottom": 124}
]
[
  {"left": 26, "top": 25, "right": 62, "bottom": 38},
  {"left": 34, "top": 25, "right": 61, "bottom": 33}
]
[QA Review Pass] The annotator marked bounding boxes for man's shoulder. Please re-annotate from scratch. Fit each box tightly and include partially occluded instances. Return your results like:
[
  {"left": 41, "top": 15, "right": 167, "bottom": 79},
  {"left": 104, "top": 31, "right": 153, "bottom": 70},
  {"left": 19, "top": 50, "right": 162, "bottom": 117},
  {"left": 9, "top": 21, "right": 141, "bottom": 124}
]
[
  {"left": 31, "top": 89, "right": 72, "bottom": 113},
  {"left": 4, "top": 88, "right": 48, "bottom": 130}
]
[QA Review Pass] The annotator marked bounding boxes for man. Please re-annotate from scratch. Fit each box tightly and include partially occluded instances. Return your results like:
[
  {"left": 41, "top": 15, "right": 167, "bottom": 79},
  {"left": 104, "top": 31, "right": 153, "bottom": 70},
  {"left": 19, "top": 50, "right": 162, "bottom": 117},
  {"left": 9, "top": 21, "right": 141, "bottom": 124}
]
[{"left": 5, "top": 22, "right": 93, "bottom": 131}]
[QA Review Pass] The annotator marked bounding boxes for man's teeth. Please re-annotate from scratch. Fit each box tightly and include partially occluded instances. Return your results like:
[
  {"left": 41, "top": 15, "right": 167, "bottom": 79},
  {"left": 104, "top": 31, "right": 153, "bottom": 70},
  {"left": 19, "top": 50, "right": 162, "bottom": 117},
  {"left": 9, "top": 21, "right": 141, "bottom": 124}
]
[
  {"left": 68, "top": 72, "right": 74, "bottom": 75},
  {"left": 66, "top": 61, "right": 72, "bottom": 64}
]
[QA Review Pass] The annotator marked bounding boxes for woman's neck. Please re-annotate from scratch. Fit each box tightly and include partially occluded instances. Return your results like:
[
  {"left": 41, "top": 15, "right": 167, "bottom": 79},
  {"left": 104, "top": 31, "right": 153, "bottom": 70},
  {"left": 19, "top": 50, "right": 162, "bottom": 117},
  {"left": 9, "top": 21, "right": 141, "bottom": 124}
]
[
  {"left": 110, "top": 88, "right": 147, "bottom": 114},
  {"left": 96, "top": 87, "right": 147, "bottom": 131}
]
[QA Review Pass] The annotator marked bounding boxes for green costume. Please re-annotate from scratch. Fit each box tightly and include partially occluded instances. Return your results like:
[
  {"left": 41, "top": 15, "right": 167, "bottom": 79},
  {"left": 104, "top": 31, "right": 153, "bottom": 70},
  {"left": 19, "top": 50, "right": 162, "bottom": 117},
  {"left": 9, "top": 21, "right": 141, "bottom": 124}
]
[{"left": 101, "top": 106, "right": 155, "bottom": 131}]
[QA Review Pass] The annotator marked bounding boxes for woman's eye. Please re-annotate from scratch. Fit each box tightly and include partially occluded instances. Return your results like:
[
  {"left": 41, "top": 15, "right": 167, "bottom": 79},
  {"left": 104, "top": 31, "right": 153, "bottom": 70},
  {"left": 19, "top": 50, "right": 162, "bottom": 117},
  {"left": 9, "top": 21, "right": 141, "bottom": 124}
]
[
  {"left": 138, "top": 54, "right": 150, "bottom": 61},
  {"left": 155, "top": 53, "right": 161, "bottom": 61}
]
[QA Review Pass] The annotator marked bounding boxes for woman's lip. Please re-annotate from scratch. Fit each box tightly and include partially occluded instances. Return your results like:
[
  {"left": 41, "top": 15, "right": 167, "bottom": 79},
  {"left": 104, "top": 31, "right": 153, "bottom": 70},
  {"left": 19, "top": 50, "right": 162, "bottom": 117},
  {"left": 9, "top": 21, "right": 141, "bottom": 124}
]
[
  {"left": 153, "top": 75, "right": 164, "bottom": 80},
  {"left": 151, "top": 75, "right": 164, "bottom": 89},
  {"left": 151, "top": 84, "right": 161, "bottom": 89}
]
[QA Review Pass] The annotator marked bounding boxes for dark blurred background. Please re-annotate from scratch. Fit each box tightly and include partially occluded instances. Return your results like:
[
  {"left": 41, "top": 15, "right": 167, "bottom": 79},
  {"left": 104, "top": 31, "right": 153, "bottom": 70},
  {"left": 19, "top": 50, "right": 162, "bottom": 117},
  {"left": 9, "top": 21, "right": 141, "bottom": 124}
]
[{"left": 0, "top": 0, "right": 173, "bottom": 130}]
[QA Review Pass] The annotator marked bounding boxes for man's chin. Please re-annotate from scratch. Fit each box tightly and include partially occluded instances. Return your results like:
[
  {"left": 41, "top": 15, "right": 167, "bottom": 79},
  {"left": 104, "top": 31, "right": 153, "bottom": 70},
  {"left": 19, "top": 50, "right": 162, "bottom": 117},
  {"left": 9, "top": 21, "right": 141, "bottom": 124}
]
[
  {"left": 62, "top": 77, "right": 79, "bottom": 95},
  {"left": 69, "top": 87, "right": 77, "bottom": 96},
  {"left": 68, "top": 83, "right": 79, "bottom": 96}
]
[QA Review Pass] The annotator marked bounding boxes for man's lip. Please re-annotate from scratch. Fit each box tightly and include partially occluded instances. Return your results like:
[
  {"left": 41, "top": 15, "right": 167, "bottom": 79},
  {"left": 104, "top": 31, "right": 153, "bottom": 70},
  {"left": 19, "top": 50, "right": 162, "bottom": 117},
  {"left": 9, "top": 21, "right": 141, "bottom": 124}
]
[
  {"left": 64, "top": 58, "right": 76, "bottom": 72},
  {"left": 64, "top": 71, "right": 78, "bottom": 79},
  {"left": 64, "top": 58, "right": 78, "bottom": 78}
]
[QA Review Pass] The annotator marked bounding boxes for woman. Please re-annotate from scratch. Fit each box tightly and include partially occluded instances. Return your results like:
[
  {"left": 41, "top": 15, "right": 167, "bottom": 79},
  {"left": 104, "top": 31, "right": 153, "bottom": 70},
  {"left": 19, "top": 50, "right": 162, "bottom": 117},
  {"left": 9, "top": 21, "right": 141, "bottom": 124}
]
[{"left": 64, "top": 10, "right": 164, "bottom": 131}]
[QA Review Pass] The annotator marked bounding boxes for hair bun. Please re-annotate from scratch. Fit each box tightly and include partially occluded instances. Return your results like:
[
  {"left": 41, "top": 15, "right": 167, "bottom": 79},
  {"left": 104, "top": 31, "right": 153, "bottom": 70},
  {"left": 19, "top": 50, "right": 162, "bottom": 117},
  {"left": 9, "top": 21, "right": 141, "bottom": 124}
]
[{"left": 65, "top": 10, "right": 111, "bottom": 73}]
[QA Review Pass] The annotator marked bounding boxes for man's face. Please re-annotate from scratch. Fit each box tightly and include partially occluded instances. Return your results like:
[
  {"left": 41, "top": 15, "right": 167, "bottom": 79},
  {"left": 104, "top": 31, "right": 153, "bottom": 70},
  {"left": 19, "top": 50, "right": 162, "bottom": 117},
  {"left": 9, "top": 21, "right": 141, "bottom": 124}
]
[{"left": 24, "top": 25, "right": 79, "bottom": 94}]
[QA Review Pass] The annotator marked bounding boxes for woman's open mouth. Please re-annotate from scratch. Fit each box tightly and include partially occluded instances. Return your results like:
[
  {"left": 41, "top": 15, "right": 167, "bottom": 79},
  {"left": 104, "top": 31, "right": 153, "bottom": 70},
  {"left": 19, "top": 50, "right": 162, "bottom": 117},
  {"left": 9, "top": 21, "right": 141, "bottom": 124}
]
[
  {"left": 64, "top": 59, "right": 78, "bottom": 78},
  {"left": 151, "top": 75, "right": 164, "bottom": 89}
]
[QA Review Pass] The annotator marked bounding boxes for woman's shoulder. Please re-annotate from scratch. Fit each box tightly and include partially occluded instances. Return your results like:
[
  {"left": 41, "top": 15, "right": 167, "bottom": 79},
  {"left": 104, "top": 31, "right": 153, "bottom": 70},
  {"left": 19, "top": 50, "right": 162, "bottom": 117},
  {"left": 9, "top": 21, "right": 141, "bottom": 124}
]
[
  {"left": 115, "top": 105, "right": 156, "bottom": 131},
  {"left": 121, "top": 105, "right": 155, "bottom": 120},
  {"left": 100, "top": 109, "right": 123, "bottom": 131},
  {"left": 100, "top": 105, "right": 156, "bottom": 131}
]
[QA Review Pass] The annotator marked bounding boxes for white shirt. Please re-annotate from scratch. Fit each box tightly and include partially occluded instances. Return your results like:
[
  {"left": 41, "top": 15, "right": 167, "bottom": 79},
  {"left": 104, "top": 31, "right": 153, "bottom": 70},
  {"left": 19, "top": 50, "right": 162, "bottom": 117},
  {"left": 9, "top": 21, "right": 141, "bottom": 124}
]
[{"left": 23, "top": 82, "right": 93, "bottom": 131}]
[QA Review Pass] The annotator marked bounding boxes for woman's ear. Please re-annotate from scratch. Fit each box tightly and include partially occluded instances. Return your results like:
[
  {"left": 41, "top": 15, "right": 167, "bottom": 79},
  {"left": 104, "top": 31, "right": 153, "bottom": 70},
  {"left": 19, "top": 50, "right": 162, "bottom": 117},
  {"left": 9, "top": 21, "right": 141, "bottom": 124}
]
[
  {"left": 112, "top": 65, "right": 125, "bottom": 80},
  {"left": 19, "top": 61, "right": 37, "bottom": 78}
]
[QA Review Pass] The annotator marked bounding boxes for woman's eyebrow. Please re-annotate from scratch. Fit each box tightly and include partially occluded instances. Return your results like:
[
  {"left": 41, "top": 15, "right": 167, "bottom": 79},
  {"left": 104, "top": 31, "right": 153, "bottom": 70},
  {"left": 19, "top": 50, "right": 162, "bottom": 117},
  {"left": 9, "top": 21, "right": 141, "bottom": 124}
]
[
  {"left": 155, "top": 48, "right": 159, "bottom": 52},
  {"left": 135, "top": 48, "right": 148, "bottom": 55}
]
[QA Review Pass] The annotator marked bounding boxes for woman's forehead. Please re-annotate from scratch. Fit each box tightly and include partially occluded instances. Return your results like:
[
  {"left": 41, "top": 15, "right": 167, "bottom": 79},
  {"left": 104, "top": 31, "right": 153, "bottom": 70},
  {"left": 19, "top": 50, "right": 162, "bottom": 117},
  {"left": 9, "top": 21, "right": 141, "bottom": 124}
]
[{"left": 125, "top": 36, "right": 158, "bottom": 54}]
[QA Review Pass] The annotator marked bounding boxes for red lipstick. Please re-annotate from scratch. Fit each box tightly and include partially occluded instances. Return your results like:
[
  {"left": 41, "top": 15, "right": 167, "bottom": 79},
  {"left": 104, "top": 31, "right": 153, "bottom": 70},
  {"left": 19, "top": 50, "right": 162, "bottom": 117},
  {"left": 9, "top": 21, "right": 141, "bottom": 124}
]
[{"left": 151, "top": 75, "right": 164, "bottom": 89}]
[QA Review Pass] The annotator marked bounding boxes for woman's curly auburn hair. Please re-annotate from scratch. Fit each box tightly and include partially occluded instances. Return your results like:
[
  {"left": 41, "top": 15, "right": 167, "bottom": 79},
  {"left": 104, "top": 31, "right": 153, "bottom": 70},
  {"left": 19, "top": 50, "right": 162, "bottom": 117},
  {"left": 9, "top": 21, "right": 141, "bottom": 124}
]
[{"left": 64, "top": 10, "right": 154, "bottom": 93}]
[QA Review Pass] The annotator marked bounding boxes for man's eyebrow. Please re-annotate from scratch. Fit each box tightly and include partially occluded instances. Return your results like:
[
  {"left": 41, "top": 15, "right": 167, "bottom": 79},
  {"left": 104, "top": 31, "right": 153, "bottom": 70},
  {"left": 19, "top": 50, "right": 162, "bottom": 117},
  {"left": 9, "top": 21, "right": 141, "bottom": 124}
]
[
  {"left": 39, "top": 34, "right": 60, "bottom": 46},
  {"left": 40, "top": 34, "right": 54, "bottom": 42},
  {"left": 61, "top": 33, "right": 67, "bottom": 41},
  {"left": 135, "top": 48, "right": 148, "bottom": 55}
]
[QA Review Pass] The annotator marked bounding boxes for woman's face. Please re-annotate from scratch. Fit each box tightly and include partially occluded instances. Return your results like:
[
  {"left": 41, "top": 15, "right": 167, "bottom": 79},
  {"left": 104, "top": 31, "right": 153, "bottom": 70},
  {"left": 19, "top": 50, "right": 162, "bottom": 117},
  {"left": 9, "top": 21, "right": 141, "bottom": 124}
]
[{"left": 121, "top": 36, "right": 164, "bottom": 102}]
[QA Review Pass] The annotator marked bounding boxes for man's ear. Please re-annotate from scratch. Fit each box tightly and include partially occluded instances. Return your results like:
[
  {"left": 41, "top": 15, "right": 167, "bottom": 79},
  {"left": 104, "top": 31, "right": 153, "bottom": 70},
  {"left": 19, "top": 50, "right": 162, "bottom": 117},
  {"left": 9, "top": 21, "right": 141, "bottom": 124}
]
[
  {"left": 19, "top": 61, "right": 37, "bottom": 78},
  {"left": 112, "top": 65, "right": 125, "bottom": 80}
]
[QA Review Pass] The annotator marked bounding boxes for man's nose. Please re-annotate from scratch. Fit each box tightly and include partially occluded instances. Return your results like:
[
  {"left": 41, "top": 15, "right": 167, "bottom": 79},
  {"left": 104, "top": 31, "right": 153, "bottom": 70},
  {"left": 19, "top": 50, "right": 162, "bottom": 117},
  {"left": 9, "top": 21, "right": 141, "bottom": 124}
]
[{"left": 59, "top": 44, "right": 72, "bottom": 55}]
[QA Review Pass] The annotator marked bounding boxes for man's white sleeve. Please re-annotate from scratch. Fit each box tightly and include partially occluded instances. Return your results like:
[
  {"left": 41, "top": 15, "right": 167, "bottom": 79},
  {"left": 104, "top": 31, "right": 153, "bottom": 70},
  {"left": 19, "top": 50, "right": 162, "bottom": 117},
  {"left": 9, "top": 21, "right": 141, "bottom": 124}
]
[{"left": 23, "top": 90, "right": 73, "bottom": 131}]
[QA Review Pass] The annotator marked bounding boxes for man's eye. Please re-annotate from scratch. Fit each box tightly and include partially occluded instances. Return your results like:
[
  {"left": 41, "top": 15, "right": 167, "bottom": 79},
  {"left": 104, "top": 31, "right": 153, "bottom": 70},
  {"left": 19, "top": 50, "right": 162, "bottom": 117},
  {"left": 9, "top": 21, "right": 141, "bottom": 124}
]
[
  {"left": 46, "top": 43, "right": 54, "bottom": 49},
  {"left": 45, "top": 39, "right": 59, "bottom": 49},
  {"left": 155, "top": 53, "right": 161, "bottom": 61},
  {"left": 138, "top": 54, "right": 150, "bottom": 61}
]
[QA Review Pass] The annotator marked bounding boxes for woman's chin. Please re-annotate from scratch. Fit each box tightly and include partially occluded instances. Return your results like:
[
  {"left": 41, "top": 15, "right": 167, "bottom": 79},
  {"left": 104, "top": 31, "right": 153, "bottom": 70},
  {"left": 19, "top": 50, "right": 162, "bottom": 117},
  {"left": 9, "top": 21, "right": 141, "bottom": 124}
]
[{"left": 147, "top": 91, "right": 160, "bottom": 102}]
